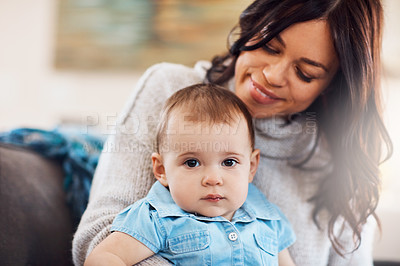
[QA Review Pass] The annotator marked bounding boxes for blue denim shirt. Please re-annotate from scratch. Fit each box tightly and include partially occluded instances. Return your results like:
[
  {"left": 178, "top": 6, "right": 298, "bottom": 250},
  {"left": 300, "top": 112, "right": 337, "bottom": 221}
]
[{"left": 111, "top": 181, "right": 296, "bottom": 265}]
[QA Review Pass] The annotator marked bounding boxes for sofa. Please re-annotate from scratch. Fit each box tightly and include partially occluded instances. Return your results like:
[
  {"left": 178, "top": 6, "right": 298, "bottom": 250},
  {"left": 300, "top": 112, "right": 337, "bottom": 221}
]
[{"left": 0, "top": 143, "right": 74, "bottom": 266}]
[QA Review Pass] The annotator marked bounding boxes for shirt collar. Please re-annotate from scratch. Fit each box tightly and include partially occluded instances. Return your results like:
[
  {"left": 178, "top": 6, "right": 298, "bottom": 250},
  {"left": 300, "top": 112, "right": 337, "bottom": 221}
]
[
  {"left": 146, "top": 181, "right": 282, "bottom": 222},
  {"left": 146, "top": 181, "right": 189, "bottom": 218},
  {"left": 240, "top": 183, "right": 282, "bottom": 221}
]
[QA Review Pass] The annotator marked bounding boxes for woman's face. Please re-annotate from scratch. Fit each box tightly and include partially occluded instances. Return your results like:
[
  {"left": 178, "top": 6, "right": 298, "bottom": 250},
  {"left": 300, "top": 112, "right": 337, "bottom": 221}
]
[{"left": 235, "top": 19, "right": 339, "bottom": 118}]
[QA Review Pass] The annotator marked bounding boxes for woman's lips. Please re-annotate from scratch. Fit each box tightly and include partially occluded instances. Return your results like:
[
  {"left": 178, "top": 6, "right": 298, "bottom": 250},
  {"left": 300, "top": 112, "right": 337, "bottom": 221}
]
[
  {"left": 202, "top": 194, "right": 224, "bottom": 202},
  {"left": 249, "top": 78, "right": 284, "bottom": 105}
]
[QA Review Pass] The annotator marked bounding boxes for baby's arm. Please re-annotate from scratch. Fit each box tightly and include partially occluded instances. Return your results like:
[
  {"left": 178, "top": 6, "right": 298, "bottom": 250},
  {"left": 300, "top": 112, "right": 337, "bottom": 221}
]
[
  {"left": 84, "top": 232, "right": 155, "bottom": 266},
  {"left": 278, "top": 248, "right": 296, "bottom": 266}
]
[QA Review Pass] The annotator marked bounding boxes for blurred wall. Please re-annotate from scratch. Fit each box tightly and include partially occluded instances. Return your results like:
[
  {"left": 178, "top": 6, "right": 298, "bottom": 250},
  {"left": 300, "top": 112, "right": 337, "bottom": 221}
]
[
  {"left": 0, "top": 0, "right": 399, "bottom": 262},
  {"left": 0, "top": 0, "right": 139, "bottom": 132},
  {"left": 373, "top": 0, "right": 400, "bottom": 262}
]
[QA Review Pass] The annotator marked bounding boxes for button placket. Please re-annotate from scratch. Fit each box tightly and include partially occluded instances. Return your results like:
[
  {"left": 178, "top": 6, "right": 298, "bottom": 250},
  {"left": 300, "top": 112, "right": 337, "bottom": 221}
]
[{"left": 222, "top": 223, "right": 244, "bottom": 265}]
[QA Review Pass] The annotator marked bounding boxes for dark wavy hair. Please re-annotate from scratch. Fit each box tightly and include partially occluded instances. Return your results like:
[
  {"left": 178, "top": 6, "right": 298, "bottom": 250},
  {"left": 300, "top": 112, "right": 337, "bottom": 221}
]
[{"left": 206, "top": 0, "right": 393, "bottom": 256}]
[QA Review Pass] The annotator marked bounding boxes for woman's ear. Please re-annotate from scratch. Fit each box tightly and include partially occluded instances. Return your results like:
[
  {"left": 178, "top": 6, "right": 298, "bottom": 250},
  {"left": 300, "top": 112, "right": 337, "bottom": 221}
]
[
  {"left": 151, "top": 152, "right": 168, "bottom": 187},
  {"left": 248, "top": 149, "right": 260, "bottom": 183}
]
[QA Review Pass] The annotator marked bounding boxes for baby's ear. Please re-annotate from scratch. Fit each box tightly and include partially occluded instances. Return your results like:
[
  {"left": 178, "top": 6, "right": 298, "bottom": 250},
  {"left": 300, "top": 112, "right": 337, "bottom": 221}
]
[
  {"left": 151, "top": 153, "right": 168, "bottom": 187},
  {"left": 249, "top": 149, "right": 260, "bottom": 183}
]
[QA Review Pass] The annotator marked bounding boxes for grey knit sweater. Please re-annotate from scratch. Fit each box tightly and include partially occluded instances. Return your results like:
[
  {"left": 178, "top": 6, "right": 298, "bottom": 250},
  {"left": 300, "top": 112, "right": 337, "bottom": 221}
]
[{"left": 72, "top": 61, "right": 376, "bottom": 266}]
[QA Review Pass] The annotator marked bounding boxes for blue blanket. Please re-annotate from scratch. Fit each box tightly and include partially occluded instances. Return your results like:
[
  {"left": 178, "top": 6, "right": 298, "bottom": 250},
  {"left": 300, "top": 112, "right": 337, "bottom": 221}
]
[{"left": 0, "top": 127, "right": 105, "bottom": 226}]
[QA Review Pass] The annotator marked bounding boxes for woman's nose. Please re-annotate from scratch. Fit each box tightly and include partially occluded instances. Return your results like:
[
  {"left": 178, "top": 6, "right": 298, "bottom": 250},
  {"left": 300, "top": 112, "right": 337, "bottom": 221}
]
[
  {"left": 201, "top": 170, "right": 223, "bottom": 186},
  {"left": 263, "top": 61, "right": 288, "bottom": 88}
]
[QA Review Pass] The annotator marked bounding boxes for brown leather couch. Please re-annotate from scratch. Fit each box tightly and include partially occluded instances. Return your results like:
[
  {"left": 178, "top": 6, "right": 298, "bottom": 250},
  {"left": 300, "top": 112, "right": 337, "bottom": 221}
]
[{"left": 0, "top": 143, "right": 74, "bottom": 266}]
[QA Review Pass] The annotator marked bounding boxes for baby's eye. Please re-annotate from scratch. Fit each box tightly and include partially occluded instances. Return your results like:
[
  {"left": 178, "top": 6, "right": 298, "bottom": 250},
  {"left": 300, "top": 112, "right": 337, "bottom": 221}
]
[
  {"left": 184, "top": 159, "right": 200, "bottom": 168},
  {"left": 222, "top": 159, "right": 238, "bottom": 167}
]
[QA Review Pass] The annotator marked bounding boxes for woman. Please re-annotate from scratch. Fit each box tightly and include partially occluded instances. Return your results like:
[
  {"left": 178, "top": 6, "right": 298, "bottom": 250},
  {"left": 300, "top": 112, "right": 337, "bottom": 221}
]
[{"left": 73, "top": 0, "right": 392, "bottom": 265}]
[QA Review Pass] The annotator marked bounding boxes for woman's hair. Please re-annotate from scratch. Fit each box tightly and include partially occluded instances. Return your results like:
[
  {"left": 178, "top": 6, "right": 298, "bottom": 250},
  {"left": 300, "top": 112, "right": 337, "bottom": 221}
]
[
  {"left": 207, "top": 0, "right": 393, "bottom": 255},
  {"left": 156, "top": 83, "right": 255, "bottom": 153}
]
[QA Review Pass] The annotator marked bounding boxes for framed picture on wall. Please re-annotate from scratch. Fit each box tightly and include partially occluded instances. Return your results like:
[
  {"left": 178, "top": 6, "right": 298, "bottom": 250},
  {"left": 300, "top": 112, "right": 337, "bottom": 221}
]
[{"left": 54, "top": 0, "right": 251, "bottom": 71}]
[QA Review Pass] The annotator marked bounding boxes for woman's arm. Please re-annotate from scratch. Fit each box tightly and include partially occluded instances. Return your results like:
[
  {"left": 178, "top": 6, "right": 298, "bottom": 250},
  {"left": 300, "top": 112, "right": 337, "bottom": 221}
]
[
  {"left": 84, "top": 232, "right": 155, "bottom": 266},
  {"left": 72, "top": 62, "right": 206, "bottom": 266}
]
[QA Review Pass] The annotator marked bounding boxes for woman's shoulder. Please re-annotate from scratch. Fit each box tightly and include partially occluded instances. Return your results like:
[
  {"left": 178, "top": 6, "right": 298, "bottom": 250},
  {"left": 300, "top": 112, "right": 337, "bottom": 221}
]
[
  {"left": 134, "top": 61, "right": 211, "bottom": 102},
  {"left": 147, "top": 60, "right": 211, "bottom": 73},
  {"left": 118, "top": 61, "right": 211, "bottom": 124},
  {"left": 141, "top": 61, "right": 210, "bottom": 88}
]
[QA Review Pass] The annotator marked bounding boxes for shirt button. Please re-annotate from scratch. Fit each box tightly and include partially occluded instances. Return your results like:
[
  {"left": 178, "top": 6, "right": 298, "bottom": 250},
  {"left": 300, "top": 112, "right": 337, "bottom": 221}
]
[{"left": 228, "top": 232, "right": 238, "bottom": 241}]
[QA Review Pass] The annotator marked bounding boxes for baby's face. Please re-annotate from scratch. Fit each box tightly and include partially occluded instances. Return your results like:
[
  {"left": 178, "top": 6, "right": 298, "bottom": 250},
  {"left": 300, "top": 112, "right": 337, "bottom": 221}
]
[{"left": 157, "top": 112, "right": 259, "bottom": 221}]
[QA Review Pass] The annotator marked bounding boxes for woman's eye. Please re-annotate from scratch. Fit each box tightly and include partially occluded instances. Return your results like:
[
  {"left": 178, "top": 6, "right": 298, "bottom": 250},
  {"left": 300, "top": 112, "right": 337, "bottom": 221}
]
[
  {"left": 184, "top": 159, "right": 200, "bottom": 168},
  {"left": 295, "top": 67, "right": 314, "bottom": 83},
  {"left": 263, "top": 44, "right": 279, "bottom": 55},
  {"left": 222, "top": 159, "right": 238, "bottom": 167}
]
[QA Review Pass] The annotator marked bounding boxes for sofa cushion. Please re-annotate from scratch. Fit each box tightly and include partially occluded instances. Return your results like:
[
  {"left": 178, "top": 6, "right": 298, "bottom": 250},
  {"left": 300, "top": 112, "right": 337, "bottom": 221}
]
[{"left": 0, "top": 143, "right": 73, "bottom": 265}]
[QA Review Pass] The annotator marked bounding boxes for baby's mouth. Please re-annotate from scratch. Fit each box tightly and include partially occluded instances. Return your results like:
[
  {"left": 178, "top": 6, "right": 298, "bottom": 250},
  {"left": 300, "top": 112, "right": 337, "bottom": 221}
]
[{"left": 202, "top": 194, "right": 224, "bottom": 202}]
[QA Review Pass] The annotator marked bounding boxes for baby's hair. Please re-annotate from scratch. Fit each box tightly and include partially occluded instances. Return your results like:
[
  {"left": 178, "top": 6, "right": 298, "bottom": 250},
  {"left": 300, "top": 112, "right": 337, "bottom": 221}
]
[{"left": 156, "top": 83, "right": 254, "bottom": 152}]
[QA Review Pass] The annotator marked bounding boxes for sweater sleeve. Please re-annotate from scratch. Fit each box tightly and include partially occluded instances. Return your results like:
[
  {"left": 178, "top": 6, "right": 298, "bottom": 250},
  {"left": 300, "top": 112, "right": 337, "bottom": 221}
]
[
  {"left": 72, "top": 62, "right": 206, "bottom": 266},
  {"left": 327, "top": 215, "right": 377, "bottom": 266}
]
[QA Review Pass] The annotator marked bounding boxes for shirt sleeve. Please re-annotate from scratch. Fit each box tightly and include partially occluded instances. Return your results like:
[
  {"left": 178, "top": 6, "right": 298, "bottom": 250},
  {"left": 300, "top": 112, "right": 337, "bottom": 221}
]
[
  {"left": 273, "top": 205, "right": 297, "bottom": 252},
  {"left": 111, "top": 201, "right": 165, "bottom": 253}
]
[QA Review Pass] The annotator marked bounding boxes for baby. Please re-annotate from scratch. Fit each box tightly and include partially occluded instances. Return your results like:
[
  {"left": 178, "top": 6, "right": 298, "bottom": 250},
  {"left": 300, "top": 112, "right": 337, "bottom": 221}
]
[{"left": 85, "top": 84, "right": 296, "bottom": 265}]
